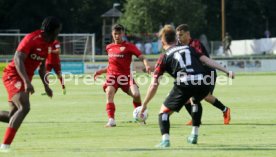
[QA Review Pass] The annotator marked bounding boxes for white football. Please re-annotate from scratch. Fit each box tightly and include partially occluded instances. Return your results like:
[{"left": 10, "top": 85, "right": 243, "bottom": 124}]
[{"left": 133, "top": 106, "right": 148, "bottom": 122}]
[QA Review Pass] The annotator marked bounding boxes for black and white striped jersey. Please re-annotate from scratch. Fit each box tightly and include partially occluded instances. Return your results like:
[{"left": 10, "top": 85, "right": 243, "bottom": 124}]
[{"left": 154, "top": 45, "right": 208, "bottom": 83}]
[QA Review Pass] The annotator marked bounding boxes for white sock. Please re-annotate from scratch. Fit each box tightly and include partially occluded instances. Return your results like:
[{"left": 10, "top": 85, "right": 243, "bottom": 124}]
[
  {"left": 191, "top": 126, "right": 199, "bottom": 135},
  {"left": 109, "top": 118, "right": 115, "bottom": 123},
  {"left": 162, "top": 134, "right": 170, "bottom": 141},
  {"left": 0, "top": 144, "right": 10, "bottom": 149}
]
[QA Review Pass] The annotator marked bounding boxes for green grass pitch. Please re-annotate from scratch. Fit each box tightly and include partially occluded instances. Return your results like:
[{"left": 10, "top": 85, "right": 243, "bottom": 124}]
[{"left": 0, "top": 73, "right": 276, "bottom": 157}]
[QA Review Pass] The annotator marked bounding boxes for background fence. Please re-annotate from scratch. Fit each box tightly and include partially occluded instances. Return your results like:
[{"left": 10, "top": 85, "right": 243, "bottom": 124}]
[{"left": 0, "top": 33, "right": 96, "bottom": 62}]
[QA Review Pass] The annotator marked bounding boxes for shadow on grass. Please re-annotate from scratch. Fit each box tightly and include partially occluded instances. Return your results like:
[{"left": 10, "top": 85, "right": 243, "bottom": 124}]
[
  {"left": 202, "top": 123, "right": 276, "bottom": 126},
  {"left": 22, "top": 144, "right": 276, "bottom": 153},
  {"left": 24, "top": 121, "right": 276, "bottom": 127},
  {"left": 81, "top": 143, "right": 276, "bottom": 152}
]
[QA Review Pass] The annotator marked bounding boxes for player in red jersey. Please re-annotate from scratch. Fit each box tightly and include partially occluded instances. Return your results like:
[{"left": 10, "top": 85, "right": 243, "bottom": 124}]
[
  {"left": 176, "top": 24, "right": 231, "bottom": 125},
  {"left": 94, "top": 24, "right": 151, "bottom": 127},
  {"left": 44, "top": 40, "right": 66, "bottom": 95},
  {"left": 0, "top": 17, "right": 62, "bottom": 152}
]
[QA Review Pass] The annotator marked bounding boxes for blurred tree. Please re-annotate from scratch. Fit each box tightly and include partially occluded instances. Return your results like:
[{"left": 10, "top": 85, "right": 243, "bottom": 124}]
[
  {"left": 119, "top": 0, "right": 206, "bottom": 38},
  {"left": 0, "top": 0, "right": 275, "bottom": 41},
  {"left": 202, "top": 0, "right": 221, "bottom": 40},
  {"left": 0, "top": 0, "right": 113, "bottom": 33},
  {"left": 204, "top": 0, "right": 276, "bottom": 40},
  {"left": 226, "top": 0, "right": 264, "bottom": 39}
]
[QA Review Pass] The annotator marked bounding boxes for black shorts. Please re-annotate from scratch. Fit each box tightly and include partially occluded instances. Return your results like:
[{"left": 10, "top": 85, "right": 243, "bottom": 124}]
[{"left": 163, "top": 83, "right": 210, "bottom": 112}]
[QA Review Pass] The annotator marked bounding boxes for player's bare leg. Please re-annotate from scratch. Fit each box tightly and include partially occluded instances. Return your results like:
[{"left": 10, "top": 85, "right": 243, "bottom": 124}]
[
  {"left": 185, "top": 93, "right": 230, "bottom": 125},
  {"left": 0, "top": 111, "right": 9, "bottom": 123},
  {"left": 0, "top": 102, "right": 18, "bottom": 123},
  {"left": 41, "top": 70, "right": 51, "bottom": 96},
  {"left": 105, "top": 86, "right": 116, "bottom": 127},
  {"left": 57, "top": 73, "right": 66, "bottom": 95},
  {"left": 128, "top": 84, "right": 144, "bottom": 124},
  {"left": 127, "top": 84, "right": 141, "bottom": 108},
  {"left": 204, "top": 93, "right": 231, "bottom": 124},
  {"left": 1, "top": 92, "right": 30, "bottom": 150}
]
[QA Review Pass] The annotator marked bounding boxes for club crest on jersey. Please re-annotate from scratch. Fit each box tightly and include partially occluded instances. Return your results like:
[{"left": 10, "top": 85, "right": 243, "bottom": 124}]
[
  {"left": 14, "top": 81, "right": 22, "bottom": 89},
  {"left": 120, "top": 47, "right": 126, "bottom": 52}
]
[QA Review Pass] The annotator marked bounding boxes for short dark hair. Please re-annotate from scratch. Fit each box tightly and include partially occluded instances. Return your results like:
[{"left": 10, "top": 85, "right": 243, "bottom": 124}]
[
  {"left": 112, "top": 24, "right": 125, "bottom": 32},
  {"left": 41, "top": 16, "right": 62, "bottom": 33},
  {"left": 176, "top": 24, "right": 189, "bottom": 32},
  {"left": 159, "top": 25, "right": 176, "bottom": 43}
]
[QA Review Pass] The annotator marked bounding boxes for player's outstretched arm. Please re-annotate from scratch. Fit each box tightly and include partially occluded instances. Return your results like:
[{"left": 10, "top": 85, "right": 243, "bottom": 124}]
[
  {"left": 94, "top": 67, "right": 107, "bottom": 80},
  {"left": 138, "top": 55, "right": 151, "bottom": 74},
  {"left": 199, "top": 55, "right": 235, "bottom": 79},
  {"left": 38, "top": 61, "right": 53, "bottom": 98},
  {"left": 14, "top": 51, "right": 34, "bottom": 94},
  {"left": 141, "top": 77, "right": 160, "bottom": 114}
]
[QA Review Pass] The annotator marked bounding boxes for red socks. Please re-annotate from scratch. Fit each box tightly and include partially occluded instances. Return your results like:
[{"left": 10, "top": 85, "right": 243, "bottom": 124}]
[
  {"left": 2, "top": 127, "right": 17, "bottom": 145},
  {"left": 106, "top": 102, "right": 140, "bottom": 119},
  {"left": 133, "top": 101, "right": 141, "bottom": 108},
  {"left": 106, "top": 103, "right": 115, "bottom": 119}
]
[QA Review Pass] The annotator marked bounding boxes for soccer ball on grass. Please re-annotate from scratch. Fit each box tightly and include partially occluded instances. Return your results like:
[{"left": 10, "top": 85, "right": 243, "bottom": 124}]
[{"left": 133, "top": 106, "right": 148, "bottom": 122}]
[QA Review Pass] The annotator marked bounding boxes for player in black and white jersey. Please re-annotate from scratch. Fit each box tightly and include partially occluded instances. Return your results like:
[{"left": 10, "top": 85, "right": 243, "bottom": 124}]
[
  {"left": 176, "top": 24, "right": 231, "bottom": 125},
  {"left": 139, "top": 25, "right": 234, "bottom": 148}
]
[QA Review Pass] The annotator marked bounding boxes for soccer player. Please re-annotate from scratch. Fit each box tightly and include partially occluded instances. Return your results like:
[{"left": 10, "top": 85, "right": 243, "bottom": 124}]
[
  {"left": 94, "top": 24, "right": 151, "bottom": 127},
  {"left": 139, "top": 25, "right": 234, "bottom": 148},
  {"left": 44, "top": 39, "right": 66, "bottom": 95},
  {"left": 176, "top": 24, "right": 231, "bottom": 125},
  {"left": 223, "top": 32, "right": 232, "bottom": 56},
  {"left": 0, "top": 16, "right": 62, "bottom": 152}
]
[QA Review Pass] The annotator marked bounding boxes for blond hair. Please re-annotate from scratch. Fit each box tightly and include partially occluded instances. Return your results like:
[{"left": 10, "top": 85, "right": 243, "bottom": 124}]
[{"left": 158, "top": 25, "right": 176, "bottom": 43}]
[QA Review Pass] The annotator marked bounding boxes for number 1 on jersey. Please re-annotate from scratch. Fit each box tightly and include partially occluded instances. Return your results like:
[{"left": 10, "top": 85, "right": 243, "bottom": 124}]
[{"left": 174, "top": 49, "right": 192, "bottom": 68}]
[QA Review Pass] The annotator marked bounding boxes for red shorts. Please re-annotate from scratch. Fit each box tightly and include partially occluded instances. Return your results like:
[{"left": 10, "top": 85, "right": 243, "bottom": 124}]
[
  {"left": 2, "top": 72, "right": 25, "bottom": 101},
  {"left": 46, "top": 63, "right": 61, "bottom": 75},
  {"left": 103, "top": 75, "right": 137, "bottom": 93}
]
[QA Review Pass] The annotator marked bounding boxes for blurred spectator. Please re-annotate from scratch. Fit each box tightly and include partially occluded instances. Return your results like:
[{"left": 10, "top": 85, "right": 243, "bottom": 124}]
[
  {"left": 152, "top": 40, "right": 159, "bottom": 54},
  {"left": 223, "top": 32, "right": 232, "bottom": 56},
  {"left": 264, "top": 30, "right": 270, "bottom": 38},
  {"left": 144, "top": 41, "right": 152, "bottom": 54},
  {"left": 135, "top": 41, "right": 144, "bottom": 53}
]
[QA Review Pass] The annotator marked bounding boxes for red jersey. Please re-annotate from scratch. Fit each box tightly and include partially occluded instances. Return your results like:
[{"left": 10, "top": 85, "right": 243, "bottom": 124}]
[
  {"left": 46, "top": 40, "right": 61, "bottom": 64},
  {"left": 3, "top": 30, "right": 52, "bottom": 80},
  {"left": 106, "top": 41, "right": 142, "bottom": 76}
]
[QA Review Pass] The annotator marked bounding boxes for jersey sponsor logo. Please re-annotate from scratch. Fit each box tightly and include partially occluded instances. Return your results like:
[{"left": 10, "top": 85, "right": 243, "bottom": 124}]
[
  {"left": 30, "top": 53, "right": 46, "bottom": 61},
  {"left": 36, "top": 48, "right": 42, "bottom": 51},
  {"left": 14, "top": 81, "right": 22, "bottom": 89},
  {"left": 108, "top": 53, "right": 124, "bottom": 58}
]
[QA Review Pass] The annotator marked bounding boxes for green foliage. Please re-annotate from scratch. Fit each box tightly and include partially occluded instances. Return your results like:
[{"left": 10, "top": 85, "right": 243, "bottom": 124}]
[
  {"left": 203, "top": 0, "right": 276, "bottom": 40},
  {"left": 0, "top": 0, "right": 113, "bottom": 36},
  {"left": 0, "top": 0, "right": 276, "bottom": 41},
  {"left": 120, "top": 0, "right": 206, "bottom": 36}
]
